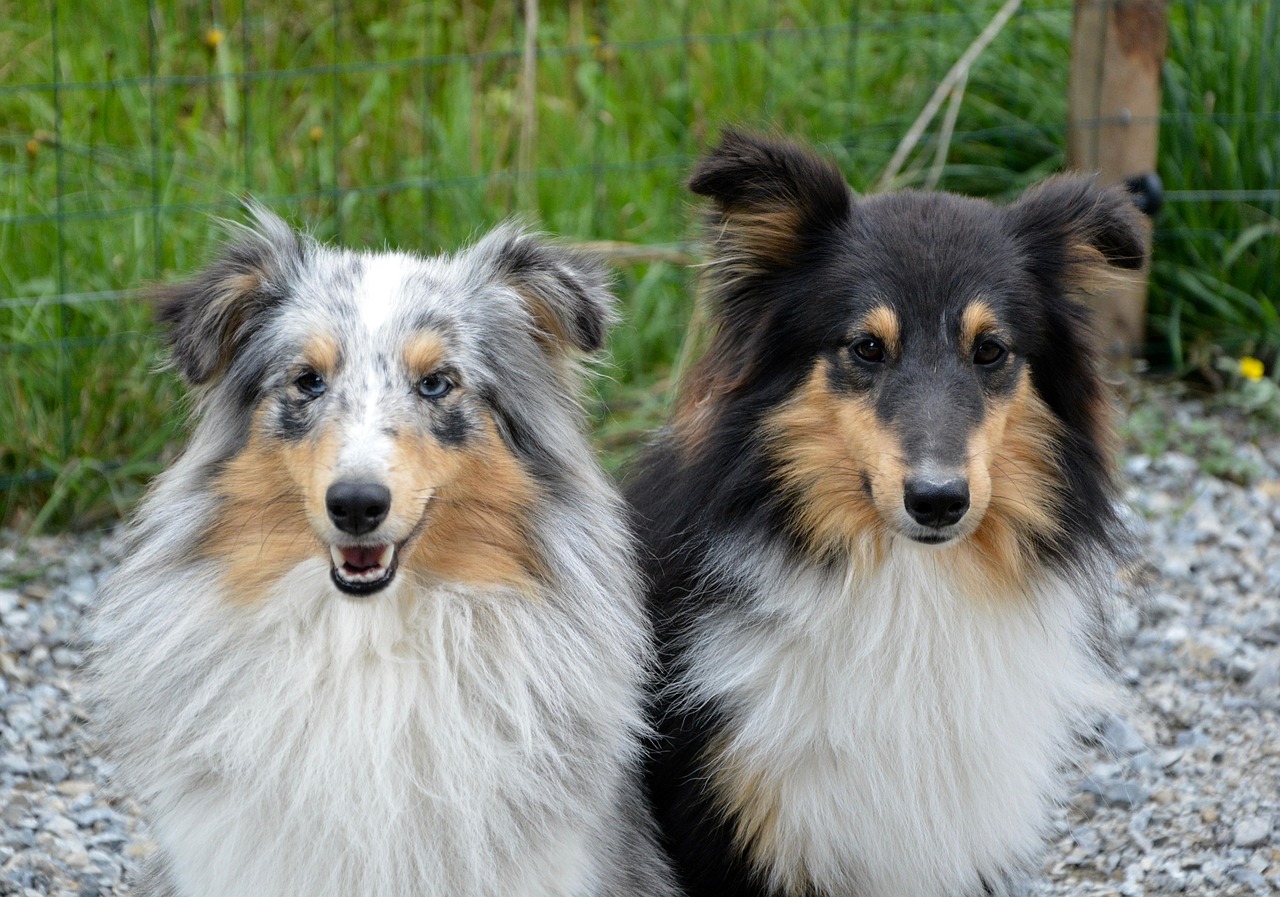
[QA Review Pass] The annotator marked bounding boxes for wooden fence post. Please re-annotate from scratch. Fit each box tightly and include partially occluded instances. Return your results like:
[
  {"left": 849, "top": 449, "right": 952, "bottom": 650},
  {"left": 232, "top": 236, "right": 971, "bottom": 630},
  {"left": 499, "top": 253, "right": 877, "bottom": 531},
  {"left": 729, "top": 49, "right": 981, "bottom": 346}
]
[{"left": 1067, "top": 0, "right": 1169, "bottom": 361}]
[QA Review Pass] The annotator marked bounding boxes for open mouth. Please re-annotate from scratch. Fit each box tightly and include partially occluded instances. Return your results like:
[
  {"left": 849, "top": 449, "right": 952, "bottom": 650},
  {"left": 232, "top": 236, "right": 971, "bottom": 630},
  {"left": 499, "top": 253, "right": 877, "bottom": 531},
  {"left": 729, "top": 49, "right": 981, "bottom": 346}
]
[{"left": 329, "top": 543, "right": 398, "bottom": 596}]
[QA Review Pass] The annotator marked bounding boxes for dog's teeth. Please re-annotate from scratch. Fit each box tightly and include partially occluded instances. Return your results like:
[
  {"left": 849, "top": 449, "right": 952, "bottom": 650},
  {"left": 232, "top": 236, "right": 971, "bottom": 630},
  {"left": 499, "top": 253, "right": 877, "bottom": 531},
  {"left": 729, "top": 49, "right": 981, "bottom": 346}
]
[{"left": 328, "top": 542, "right": 396, "bottom": 592}]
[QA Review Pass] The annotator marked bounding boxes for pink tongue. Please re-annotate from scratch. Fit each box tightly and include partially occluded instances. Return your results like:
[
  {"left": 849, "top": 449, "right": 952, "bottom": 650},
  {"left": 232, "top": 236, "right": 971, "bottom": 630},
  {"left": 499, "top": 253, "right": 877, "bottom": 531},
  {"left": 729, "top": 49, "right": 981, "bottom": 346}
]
[{"left": 340, "top": 546, "right": 385, "bottom": 570}]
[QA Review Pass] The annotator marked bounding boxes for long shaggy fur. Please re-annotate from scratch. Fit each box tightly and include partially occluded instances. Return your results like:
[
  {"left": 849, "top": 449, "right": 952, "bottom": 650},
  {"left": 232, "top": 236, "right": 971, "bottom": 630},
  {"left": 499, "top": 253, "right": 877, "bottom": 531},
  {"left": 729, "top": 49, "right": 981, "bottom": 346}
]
[
  {"left": 626, "top": 130, "right": 1146, "bottom": 897},
  {"left": 89, "top": 209, "right": 675, "bottom": 897}
]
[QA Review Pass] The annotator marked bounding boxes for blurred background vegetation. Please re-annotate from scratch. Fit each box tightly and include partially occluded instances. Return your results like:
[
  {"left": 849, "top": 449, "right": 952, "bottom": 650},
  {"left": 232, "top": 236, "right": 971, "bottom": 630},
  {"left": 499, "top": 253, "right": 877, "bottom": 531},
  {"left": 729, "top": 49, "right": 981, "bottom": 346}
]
[{"left": 1, "top": 0, "right": 1277, "bottom": 530}]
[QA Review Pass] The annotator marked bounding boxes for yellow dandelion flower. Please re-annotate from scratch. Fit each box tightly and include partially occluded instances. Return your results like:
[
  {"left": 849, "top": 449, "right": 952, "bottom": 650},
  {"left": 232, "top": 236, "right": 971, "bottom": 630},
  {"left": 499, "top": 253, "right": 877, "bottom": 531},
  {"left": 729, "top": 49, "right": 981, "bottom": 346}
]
[
  {"left": 25, "top": 138, "right": 39, "bottom": 159},
  {"left": 309, "top": 125, "right": 325, "bottom": 143},
  {"left": 204, "top": 28, "right": 224, "bottom": 50},
  {"left": 1239, "top": 356, "right": 1265, "bottom": 382}
]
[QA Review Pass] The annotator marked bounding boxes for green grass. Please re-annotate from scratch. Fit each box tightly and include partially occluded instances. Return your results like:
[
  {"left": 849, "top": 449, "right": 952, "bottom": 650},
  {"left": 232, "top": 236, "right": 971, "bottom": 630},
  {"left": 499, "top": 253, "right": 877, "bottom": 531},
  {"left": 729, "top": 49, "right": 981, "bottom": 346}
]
[
  {"left": 0, "top": 0, "right": 1073, "bottom": 528},
  {"left": 1152, "top": 0, "right": 1280, "bottom": 370},
  {"left": 0, "top": 0, "right": 1275, "bottom": 529}
]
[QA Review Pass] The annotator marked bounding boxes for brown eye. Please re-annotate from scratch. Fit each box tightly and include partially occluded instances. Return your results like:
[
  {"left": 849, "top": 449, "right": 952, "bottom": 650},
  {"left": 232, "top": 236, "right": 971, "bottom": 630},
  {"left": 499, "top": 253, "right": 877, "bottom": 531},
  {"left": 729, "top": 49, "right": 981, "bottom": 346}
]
[
  {"left": 973, "top": 339, "right": 1007, "bottom": 366},
  {"left": 851, "top": 338, "right": 886, "bottom": 364}
]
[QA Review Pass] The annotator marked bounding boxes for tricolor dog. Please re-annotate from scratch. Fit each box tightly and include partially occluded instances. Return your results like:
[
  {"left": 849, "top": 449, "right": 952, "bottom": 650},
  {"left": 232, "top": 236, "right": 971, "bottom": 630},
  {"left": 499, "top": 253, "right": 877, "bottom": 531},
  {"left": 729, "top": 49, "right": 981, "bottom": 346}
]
[{"left": 626, "top": 130, "right": 1146, "bottom": 897}]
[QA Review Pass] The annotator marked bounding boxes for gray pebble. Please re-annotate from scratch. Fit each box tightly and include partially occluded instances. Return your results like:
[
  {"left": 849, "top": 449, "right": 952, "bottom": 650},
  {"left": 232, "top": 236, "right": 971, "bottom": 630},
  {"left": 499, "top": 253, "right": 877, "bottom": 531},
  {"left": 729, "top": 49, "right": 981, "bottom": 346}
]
[
  {"left": 1080, "top": 776, "right": 1150, "bottom": 808},
  {"left": 1100, "top": 714, "right": 1148, "bottom": 756},
  {"left": 1228, "top": 865, "right": 1271, "bottom": 895},
  {"left": 1232, "top": 816, "right": 1273, "bottom": 849}
]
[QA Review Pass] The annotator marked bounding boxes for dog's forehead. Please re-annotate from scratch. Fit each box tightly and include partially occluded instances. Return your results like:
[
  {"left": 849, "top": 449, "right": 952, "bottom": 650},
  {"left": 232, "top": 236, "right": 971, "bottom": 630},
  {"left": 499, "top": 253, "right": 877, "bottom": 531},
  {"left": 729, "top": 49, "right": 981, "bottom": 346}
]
[
  {"left": 279, "top": 247, "right": 502, "bottom": 357},
  {"left": 843, "top": 193, "right": 1025, "bottom": 334}
]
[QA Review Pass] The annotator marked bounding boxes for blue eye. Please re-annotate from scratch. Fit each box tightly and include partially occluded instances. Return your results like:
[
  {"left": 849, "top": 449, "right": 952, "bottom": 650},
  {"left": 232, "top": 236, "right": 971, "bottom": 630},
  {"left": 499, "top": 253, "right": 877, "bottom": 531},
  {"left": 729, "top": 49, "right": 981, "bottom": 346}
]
[
  {"left": 295, "top": 370, "right": 327, "bottom": 397},
  {"left": 417, "top": 373, "right": 453, "bottom": 399}
]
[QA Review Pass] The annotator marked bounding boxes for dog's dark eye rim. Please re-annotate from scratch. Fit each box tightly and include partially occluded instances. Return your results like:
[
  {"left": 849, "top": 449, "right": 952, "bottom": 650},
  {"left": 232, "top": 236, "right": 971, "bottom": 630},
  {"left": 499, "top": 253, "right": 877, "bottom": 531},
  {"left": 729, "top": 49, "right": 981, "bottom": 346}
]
[
  {"left": 294, "top": 370, "right": 327, "bottom": 397},
  {"left": 416, "top": 371, "right": 455, "bottom": 399},
  {"left": 850, "top": 337, "right": 887, "bottom": 364},
  {"left": 973, "top": 338, "right": 1008, "bottom": 366}
]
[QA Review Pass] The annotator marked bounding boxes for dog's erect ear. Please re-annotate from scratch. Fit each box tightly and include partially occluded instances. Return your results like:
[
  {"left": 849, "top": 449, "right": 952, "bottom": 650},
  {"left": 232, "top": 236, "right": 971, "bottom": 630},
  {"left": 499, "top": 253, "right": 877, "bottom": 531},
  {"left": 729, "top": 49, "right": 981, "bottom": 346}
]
[
  {"left": 154, "top": 205, "right": 304, "bottom": 385},
  {"left": 690, "top": 128, "right": 854, "bottom": 272},
  {"left": 1006, "top": 176, "right": 1145, "bottom": 456},
  {"left": 478, "top": 226, "right": 616, "bottom": 356},
  {"left": 1006, "top": 174, "right": 1147, "bottom": 286}
]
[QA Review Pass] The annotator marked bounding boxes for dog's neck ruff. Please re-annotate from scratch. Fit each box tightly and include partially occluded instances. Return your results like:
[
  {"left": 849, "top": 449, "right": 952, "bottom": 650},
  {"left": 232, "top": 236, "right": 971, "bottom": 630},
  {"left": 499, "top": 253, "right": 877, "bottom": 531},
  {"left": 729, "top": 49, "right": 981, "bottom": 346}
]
[
  {"left": 684, "top": 539, "right": 1114, "bottom": 897},
  {"left": 95, "top": 556, "right": 641, "bottom": 897}
]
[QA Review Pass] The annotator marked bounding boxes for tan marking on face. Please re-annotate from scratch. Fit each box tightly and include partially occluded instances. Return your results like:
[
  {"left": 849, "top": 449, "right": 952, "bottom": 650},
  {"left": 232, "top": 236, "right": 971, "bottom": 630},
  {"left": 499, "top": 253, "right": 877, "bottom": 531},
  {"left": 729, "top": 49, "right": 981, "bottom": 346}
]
[
  {"left": 768, "top": 362, "right": 1066, "bottom": 598},
  {"left": 204, "top": 398, "right": 543, "bottom": 601},
  {"left": 402, "top": 331, "right": 449, "bottom": 377},
  {"left": 960, "top": 300, "right": 1001, "bottom": 350},
  {"left": 765, "top": 360, "right": 897, "bottom": 566},
  {"left": 859, "top": 305, "right": 900, "bottom": 356},
  {"left": 955, "top": 369, "right": 1064, "bottom": 595},
  {"left": 303, "top": 333, "right": 341, "bottom": 376},
  {"left": 203, "top": 412, "right": 333, "bottom": 603},
  {"left": 398, "top": 415, "right": 543, "bottom": 592}
]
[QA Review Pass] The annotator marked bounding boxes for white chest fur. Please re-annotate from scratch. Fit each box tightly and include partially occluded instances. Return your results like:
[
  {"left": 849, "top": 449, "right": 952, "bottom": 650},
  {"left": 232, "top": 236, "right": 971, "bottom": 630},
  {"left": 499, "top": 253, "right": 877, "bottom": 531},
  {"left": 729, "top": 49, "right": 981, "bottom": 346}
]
[
  {"left": 685, "top": 546, "right": 1114, "bottom": 897},
  {"left": 94, "top": 559, "right": 639, "bottom": 897}
]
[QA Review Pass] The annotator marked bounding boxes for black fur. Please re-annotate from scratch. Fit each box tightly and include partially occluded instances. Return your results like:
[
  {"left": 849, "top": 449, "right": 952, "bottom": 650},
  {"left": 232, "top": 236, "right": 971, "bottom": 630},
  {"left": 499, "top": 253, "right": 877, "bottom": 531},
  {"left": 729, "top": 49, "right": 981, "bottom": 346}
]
[{"left": 626, "top": 131, "right": 1146, "bottom": 897}]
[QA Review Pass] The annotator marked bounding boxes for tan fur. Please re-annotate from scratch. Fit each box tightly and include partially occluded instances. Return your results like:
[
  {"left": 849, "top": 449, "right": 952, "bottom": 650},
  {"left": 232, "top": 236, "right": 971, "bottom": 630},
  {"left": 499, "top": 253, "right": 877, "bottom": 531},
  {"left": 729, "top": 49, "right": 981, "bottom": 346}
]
[
  {"left": 203, "top": 415, "right": 328, "bottom": 603},
  {"left": 954, "top": 371, "right": 1065, "bottom": 598},
  {"left": 766, "top": 362, "right": 1064, "bottom": 598},
  {"left": 670, "top": 329, "right": 749, "bottom": 461},
  {"left": 706, "top": 738, "right": 793, "bottom": 892},
  {"left": 959, "top": 300, "right": 1001, "bottom": 350},
  {"left": 1034, "top": 272, "right": 1122, "bottom": 458},
  {"left": 399, "top": 417, "right": 543, "bottom": 592},
  {"left": 1065, "top": 241, "right": 1147, "bottom": 300},
  {"left": 1081, "top": 376, "right": 1120, "bottom": 464},
  {"left": 205, "top": 404, "right": 542, "bottom": 601},
  {"left": 303, "top": 333, "right": 342, "bottom": 376},
  {"left": 199, "top": 273, "right": 264, "bottom": 378},
  {"left": 524, "top": 298, "right": 580, "bottom": 355},
  {"left": 720, "top": 209, "right": 807, "bottom": 271},
  {"left": 402, "top": 332, "right": 449, "bottom": 377},
  {"left": 860, "top": 305, "right": 900, "bottom": 357},
  {"left": 765, "top": 361, "right": 892, "bottom": 568}
]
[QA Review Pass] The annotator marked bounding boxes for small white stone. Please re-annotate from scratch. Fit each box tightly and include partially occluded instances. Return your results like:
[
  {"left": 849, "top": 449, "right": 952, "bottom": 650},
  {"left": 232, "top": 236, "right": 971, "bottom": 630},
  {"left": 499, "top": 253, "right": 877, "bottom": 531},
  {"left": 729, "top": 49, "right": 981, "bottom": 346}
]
[{"left": 1233, "top": 816, "right": 1273, "bottom": 849}]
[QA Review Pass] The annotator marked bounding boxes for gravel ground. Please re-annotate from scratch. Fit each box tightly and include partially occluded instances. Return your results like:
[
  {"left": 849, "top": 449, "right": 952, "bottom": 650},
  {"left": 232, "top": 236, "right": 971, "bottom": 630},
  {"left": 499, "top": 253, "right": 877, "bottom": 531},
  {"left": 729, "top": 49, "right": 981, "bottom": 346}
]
[{"left": 1, "top": 384, "right": 1278, "bottom": 896}]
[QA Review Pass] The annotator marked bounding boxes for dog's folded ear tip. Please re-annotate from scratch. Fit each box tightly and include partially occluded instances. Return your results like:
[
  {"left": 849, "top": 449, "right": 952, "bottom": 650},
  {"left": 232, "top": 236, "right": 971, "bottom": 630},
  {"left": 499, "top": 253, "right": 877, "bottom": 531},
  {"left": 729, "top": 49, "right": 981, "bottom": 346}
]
[
  {"left": 688, "top": 129, "right": 853, "bottom": 277},
  {"left": 1010, "top": 174, "right": 1149, "bottom": 273},
  {"left": 147, "top": 209, "right": 301, "bottom": 387},
  {"left": 478, "top": 228, "right": 617, "bottom": 358}
]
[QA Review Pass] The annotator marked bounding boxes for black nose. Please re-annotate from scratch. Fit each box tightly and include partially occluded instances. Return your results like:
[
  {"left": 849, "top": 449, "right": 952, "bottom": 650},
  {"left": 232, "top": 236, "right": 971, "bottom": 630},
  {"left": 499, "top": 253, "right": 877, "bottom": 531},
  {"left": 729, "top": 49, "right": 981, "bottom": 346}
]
[
  {"left": 903, "top": 476, "right": 970, "bottom": 528},
  {"left": 325, "top": 481, "right": 391, "bottom": 535}
]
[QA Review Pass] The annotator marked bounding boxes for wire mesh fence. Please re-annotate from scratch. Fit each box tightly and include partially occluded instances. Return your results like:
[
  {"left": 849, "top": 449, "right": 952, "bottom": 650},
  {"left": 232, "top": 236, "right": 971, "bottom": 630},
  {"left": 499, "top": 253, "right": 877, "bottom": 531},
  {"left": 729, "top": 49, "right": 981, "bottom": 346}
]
[{"left": 1, "top": 0, "right": 1277, "bottom": 529}]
